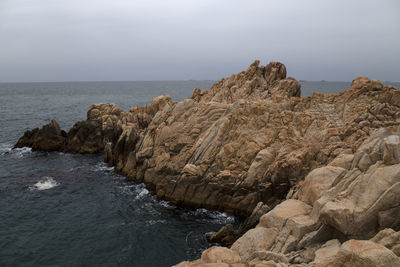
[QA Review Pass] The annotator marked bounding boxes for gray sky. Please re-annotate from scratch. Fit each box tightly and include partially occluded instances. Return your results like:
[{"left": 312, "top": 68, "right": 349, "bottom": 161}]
[{"left": 0, "top": 0, "right": 399, "bottom": 82}]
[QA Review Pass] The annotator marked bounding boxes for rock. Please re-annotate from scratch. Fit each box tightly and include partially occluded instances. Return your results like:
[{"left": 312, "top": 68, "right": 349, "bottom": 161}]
[
  {"left": 383, "top": 135, "right": 400, "bottom": 164},
  {"left": 185, "top": 128, "right": 400, "bottom": 266},
  {"left": 248, "top": 251, "right": 289, "bottom": 264},
  {"left": 370, "top": 228, "right": 400, "bottom": 257},
  {"left": 200, "top": 246, "right": 242, "bottom": 264},
  {"left": 65, "top": 120, "right": 103, "bottom": 153},
  {"left": 237, "top": 202, "right": 271, "bottom": 236},
  {"left": 173, "top": 246, "right": 243, "bottom": 266},
  {"left": 296, "top": 166, "right": 346, "bottom": 205},
  {"left": 264, "top": 62, "right": 287, "bottom": 83},
  {"left": 208, "top": 224, "right": 236, "bottom": 246},
  {"left": 313, "top": 239, "right": 341, "bottom": 266},
  {"left": 328, "top": 153, "right": 354, "bottom": 170},
  {"left": 231, "top": 227, "right": 278, "bottom": 262},
  {"left": 378, "top": 207, "right": 400, "bottom": 232},
  {"left": 319, "top": 161, "right": 400, "bottom": 238},
  {"left": 258, "top": 200, "right": 312, "bottom": 229},
  {"left": 14, "top": 119, "right": 66, "bottom": 151},
  {"left": 322, "top": 239, "right": 400, "bottom": 267},
  {"left": 208, "top": 202, "right": 271, "bottom": 246}
]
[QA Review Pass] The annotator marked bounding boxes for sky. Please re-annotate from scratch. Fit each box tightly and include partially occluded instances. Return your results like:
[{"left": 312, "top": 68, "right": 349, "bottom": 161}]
[{"left": 0, "top": 0, "right": 399, "bottom": 82}]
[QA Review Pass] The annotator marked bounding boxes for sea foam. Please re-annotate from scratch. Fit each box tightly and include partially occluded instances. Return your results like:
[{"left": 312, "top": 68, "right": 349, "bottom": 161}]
[{"left": 33, "top": 177, "right": 59, "bottom": 190}]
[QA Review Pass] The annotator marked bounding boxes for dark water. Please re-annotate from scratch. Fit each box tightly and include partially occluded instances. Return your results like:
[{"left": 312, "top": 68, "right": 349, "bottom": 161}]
[
  {"left": 0, "top": 80, "right": 238, "bottom": 267},
  {"left": 1, "top": 80, "right": 399, "bottom": 266}
]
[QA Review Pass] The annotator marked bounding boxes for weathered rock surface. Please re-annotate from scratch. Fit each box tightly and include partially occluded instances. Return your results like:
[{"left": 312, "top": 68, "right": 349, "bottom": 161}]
[
  {"left": 14, "top": 61, "right": 400, "bottom": 265},
  {"left": 181, "top": 128, "right": 400, "bottom": 266}
]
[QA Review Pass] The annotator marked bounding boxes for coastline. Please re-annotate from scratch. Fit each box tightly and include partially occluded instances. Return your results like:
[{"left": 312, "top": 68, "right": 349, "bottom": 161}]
[{"left": 14, "top": 61, "right": 400, "bottom": 266}]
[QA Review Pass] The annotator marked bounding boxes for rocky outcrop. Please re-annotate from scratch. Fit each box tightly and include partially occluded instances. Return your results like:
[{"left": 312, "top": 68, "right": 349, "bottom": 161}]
[
  {"left": 15, "top": 61, "right": 400, "bottom": 217},
  {"left": 14, "top": 60, "right": 400, "bottom": 265},
  {"left": 14, "top": 119, "right": 67, "bottom": 151}
]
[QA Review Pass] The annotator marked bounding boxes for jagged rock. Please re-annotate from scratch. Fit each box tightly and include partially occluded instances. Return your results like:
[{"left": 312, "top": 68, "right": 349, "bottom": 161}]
[
  {"left": 14, "top": 119, "right": 66, "bottom": 151},
  {"left": 208, "top": 202, "right": 271, "bottom": 246},
  {"left": 65, "top": 120, "right": 103, "bottom": 153},
  {"left": 237, "top": 202, "right": 271, "bottom": 237},
  {"left": 208, "top": 224, "right": 236, "bottom": 246}
]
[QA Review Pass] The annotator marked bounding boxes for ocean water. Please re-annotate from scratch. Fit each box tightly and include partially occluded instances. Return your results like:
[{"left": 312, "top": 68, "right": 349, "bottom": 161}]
[{"left": 1, "top": 80, "right": 399, "bottom": 266}]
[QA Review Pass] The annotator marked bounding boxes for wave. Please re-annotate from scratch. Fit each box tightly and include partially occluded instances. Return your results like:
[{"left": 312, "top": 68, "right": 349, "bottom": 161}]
[
  {"left": 12, "top": 147, "right": 33, "bottom": 158},
  {"left": 0, "top": 143, "right": 32, "bottom": 158},
  {"left": 93, "top": 162, "right": 115, "bottom": 172},
  {"left": 0, "top": 143, "right": 13, "bottom": 154},
  {"left": 183, "top": 208, "right": 235, "bottom": 224},
  {"left": 31, "top": 176, "right": 59, "bottom": 190}
]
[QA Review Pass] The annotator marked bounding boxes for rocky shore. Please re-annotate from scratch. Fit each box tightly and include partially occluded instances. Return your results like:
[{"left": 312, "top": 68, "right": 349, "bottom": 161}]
[{"left": 15, "top": 61, "right": 400, "bottom": 266}]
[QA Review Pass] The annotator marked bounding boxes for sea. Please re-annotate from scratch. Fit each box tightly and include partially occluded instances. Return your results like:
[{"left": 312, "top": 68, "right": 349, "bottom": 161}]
[{"left": 1, "top": 80, "right": 399, "bottom": 266}]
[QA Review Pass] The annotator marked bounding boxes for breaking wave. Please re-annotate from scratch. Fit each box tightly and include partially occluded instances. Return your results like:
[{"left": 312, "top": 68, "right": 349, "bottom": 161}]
[{"left": 31, "top": 176, "right": 59, "bottom": 190}]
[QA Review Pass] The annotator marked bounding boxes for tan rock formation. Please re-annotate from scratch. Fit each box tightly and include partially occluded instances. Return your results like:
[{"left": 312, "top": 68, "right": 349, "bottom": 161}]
[
  {"left": 14, "top": 61, "right": 400, "bottom": 265},
  {"left": 179, "top": 128, "right": 400, "bottom": 266},
  {"left": 15, "top": 61, "right": 400, "bottom": 215}
]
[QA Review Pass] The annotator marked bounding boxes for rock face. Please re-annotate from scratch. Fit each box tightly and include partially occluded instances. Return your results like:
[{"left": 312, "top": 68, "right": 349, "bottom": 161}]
[{"left": 180, "top": 128, "right": 400, "bottom": 266}]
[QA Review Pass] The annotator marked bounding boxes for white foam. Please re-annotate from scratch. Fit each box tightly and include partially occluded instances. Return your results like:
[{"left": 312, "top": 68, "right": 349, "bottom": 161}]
[
  {"left": 185, "top": 208, "right": 235, "bottom": 224},
  {"left": 1, "top": 144, "right": 32, "bottom": 157},
  {"left": 93, "top": 162, "right": 115, "bottom": 172},
  {"left": 12, "top": 147, "right": 32, "bottom": 158},
  {"left": 135, "top": 187, "right": 149, "bottom": 199},
  {"left": 0, "top": 143, "right": 13, "bottom": 154},
  {"left": 159, "top": 200, "right": 175, "bottom": 209},
  {"left": 33, "top": 177, "right": 59, "bottom": 190}
]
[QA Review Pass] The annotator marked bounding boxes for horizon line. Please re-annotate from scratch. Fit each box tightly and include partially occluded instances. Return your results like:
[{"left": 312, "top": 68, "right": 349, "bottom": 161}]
[{"left": 1, "top": 79, "right": 400, "bottom": 84}]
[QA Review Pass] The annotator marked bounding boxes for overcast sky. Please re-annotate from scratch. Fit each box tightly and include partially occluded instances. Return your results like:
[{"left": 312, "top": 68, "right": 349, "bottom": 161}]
[{"left": 0, "top": 0, "right": 399, "bottom": 82}]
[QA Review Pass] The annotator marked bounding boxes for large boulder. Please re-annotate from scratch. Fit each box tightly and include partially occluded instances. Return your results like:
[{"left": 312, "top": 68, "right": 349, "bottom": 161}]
[{"left": 14, "top": 119, "right": 66, "bottom": 151}]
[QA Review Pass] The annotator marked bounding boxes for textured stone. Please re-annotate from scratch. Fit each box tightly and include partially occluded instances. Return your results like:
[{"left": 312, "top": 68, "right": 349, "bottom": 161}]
[
  {"left": 323, "top": 239, "right": 400, "bottom": 267},
  {"left": 231, "top": 227, "right": 278, "bottom": 262}
]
